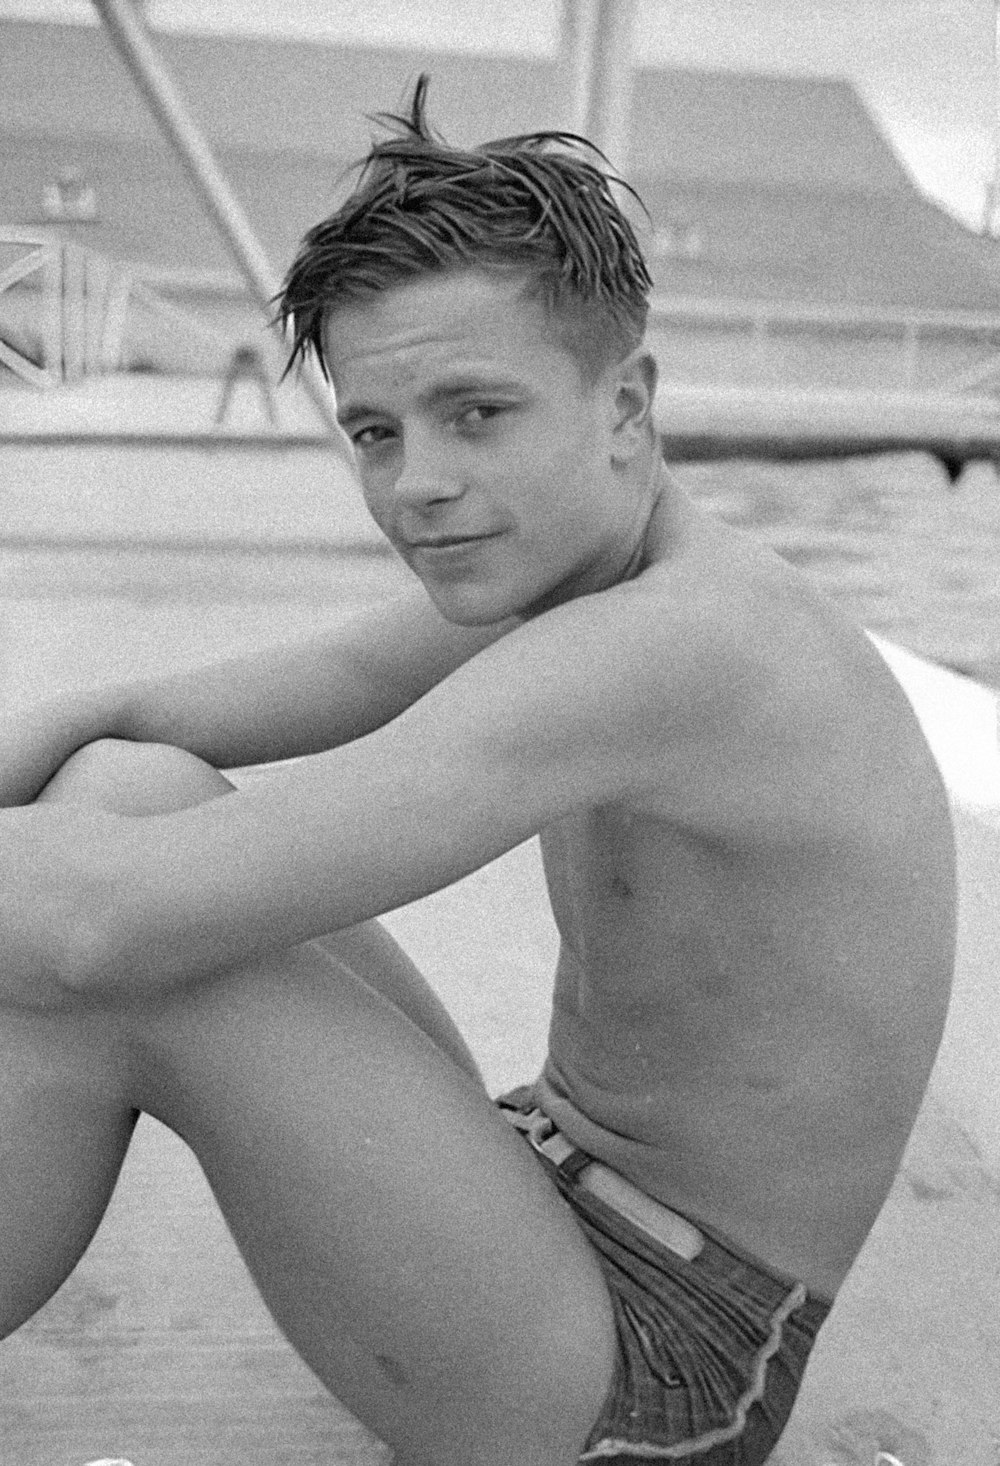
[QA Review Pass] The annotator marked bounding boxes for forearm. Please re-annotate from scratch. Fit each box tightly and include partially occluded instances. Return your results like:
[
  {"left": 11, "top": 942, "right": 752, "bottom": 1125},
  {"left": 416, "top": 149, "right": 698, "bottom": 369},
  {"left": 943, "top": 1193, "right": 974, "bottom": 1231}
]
[
  {"left": 115, "top": 646, "right": 362, "bottom": 771},
  {"left": 115, "top": 601, "right": 515, "bottom": 773},
  {"left": 13, "top": 592, "right": 513, "bottom": 799}
]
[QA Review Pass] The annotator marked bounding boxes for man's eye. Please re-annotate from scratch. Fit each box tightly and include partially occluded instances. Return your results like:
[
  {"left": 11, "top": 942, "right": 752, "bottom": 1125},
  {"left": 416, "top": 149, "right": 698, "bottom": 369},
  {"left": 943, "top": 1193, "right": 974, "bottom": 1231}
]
[
  {"left": 457, "top": 405, "right": 503, "bottom": 430},
  {"left": 352, "top": 426, "right": 394, "bottom": 449}
]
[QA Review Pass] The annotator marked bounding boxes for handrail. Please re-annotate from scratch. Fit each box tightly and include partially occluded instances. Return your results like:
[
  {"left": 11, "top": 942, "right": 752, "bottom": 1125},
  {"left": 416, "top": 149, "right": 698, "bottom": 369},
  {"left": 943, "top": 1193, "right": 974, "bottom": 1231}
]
[
  {"left": 648, "top": 292, "right": 1000, "bottom": 395},
  {"left": 0, "top": 229, "right": 239, "bottom": 385},
  {"left": 0, "top": 231, "right": 62, "bottom": 387},
  {"left": 649, "top": 293, "right": 1000, "bottom": 336}
]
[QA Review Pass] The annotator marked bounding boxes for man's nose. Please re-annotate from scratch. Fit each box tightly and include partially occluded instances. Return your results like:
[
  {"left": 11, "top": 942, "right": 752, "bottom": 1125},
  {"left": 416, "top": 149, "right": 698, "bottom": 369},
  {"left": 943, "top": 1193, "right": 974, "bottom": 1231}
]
[{"left": 392, "top": 430, "right": 464, "bottom": 510}]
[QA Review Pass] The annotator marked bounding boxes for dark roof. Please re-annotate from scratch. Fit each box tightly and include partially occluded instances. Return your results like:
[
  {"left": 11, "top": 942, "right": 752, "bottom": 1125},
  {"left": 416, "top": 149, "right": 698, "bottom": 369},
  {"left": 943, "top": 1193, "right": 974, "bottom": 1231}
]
[
  {"left": 0, "top": 131, "right": 347, "bottom": 277},
  {"left": 3, "top": 22, "right": 1000, "bottom": 316},
  {"left": 0, "top": 20, "right": 559, "bottom": 154},
  {"left": 630, "top": 66, "right": 912, "bottom": 193},
  {"left": 639, "top": 178, "right": 1000, "bottom": 313}
]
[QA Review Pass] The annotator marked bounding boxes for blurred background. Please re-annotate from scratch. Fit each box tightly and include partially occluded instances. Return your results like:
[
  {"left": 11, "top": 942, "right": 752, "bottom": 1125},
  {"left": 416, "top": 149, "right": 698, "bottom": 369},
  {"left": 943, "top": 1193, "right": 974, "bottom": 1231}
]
[
  {"left": 2, "top": 5, "right": 1000, "bottom": 1464},
  {"left": 2, "top": 0, "right": 1000, "bottom": 702}
]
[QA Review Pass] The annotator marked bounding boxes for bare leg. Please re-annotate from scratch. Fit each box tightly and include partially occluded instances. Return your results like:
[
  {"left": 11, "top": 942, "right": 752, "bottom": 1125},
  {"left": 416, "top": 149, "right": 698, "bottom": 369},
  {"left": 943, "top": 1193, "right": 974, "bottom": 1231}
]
[
  {"left": 2, "top": 739, "right": 616, "bottom": 1466},
  {"left": 0, "top": 983, "right": 139, "bottom": 1337}
]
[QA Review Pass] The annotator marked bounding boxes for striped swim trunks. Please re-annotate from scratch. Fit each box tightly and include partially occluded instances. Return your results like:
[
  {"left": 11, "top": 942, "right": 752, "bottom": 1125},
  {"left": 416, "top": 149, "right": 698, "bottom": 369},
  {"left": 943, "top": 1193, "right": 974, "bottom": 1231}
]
[{"left": 497, "top": 1086, "right": 834, "bottom": 1464}]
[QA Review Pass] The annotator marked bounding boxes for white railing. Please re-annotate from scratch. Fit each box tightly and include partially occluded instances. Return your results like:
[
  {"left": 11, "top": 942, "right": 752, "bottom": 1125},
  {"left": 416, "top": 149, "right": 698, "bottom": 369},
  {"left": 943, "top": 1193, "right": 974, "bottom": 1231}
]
[
  {"left": 0, "top": 228, "right": 237, "bottom": 388},
  {"left": 648, "top": 292, "right": 1000, "bottom": 394},
  {"left": 0, "top": 231, "right": 62, "bottom": 387}
]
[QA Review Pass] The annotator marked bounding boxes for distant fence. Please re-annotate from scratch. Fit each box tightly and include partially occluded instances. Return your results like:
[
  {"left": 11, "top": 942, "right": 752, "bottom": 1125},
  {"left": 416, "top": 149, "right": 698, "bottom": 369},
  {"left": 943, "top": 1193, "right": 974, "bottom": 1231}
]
[
  {"left": 9, "top": 228, "right": 1000, "bottom": 399},
  {"left": 0, "top": 228, "right": 247, "bottom": 385},
  {"left": 648, "top": 293, "right": 1000, "bottom": 396}
]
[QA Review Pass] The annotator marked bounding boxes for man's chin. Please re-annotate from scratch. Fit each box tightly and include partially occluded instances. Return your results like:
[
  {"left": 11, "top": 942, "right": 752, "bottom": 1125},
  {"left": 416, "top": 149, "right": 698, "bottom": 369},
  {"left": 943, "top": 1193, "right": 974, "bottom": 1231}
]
[
  {"left": 416, "top": 577, "right": 521, "bottom": 628},
  {"left": 417, "top": 570, "right": 586, "bottom": 627}
]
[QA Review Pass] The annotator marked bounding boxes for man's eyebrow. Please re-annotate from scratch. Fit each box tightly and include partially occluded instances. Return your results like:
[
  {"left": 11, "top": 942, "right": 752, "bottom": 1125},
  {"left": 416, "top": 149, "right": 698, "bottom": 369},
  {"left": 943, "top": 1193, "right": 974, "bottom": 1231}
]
[
  {"left": 423, "top": 374, "right": 528, "bottom": 401},
  {"left": 336, "top": 402, "right": 382, "bottom": 430},
  {"left": 336, "top": 376, "right": 528, "bottom": 428}
]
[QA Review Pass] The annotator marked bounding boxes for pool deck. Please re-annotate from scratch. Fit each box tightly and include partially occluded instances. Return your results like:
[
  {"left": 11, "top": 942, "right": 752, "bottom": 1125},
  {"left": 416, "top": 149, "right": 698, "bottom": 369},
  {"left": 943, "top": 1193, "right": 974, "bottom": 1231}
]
[
  {"left": 1, "top": 386, "right": 1000, "bottom": 1464},
  {"left": 2, "top": 655, "right": 997, "bottom": 1466}
]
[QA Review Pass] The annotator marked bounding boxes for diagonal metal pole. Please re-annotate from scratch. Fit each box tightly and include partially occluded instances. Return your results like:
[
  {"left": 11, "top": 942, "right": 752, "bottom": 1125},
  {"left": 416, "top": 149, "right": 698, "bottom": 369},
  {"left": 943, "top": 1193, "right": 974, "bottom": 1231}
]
[
  {"left": 560, "top": 0, "right": 637, "bottom": 169},
  {"left": 985, "top": 0, "right": 991, "bottom": 231},
  {"left": 91, "top": 0, "right": 352, "bottom": 459}
]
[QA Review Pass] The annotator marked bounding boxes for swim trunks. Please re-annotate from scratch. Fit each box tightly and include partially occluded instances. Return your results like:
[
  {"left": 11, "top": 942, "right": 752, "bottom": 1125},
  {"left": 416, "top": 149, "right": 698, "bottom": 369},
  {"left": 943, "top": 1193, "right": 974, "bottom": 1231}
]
[{"left": 497, "top": 1085, "right": 833, "bottom": 1464}]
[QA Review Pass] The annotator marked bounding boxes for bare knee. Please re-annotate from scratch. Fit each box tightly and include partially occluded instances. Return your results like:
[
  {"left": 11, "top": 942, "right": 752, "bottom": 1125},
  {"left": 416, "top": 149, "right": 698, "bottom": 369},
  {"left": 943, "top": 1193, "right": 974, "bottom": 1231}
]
[{"left": 40, "top": 737, "right": 233, "bottom": 816}]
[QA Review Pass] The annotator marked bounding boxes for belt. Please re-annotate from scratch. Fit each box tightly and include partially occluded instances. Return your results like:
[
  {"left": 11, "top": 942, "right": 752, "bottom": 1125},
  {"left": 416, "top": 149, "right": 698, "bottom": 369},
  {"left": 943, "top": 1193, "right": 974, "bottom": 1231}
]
[{"left": 503, "top": 1105, "right": 704, "bottom": 1262}]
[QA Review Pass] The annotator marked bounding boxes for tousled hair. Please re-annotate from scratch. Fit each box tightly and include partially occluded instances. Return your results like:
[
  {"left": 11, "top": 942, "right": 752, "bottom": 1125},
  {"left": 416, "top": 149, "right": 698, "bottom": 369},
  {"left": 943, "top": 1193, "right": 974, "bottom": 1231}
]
[{"left": 275, "top": 74, "right": 653, "bottom": 383}]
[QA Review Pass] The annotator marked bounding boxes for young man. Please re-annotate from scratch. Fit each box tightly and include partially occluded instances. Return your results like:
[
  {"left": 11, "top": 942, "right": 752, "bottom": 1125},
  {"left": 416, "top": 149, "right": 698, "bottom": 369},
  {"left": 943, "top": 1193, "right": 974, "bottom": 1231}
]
[{"left": 0, "top": 81, "right": 955, "bottom": 1465}]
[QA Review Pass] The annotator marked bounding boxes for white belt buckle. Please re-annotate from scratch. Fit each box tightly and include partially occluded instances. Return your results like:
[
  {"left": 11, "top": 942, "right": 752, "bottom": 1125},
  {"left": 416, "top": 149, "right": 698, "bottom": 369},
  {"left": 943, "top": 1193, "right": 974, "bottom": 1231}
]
[
  {"left": 580, "top": 1163, "right": 705, "bottom": 1261},
  {"left": 514, "top": 1106, "right": 704, "bottom": 1263},
  {"left": 534, "top": 1129, "right": 578, "bottom": 1168}
]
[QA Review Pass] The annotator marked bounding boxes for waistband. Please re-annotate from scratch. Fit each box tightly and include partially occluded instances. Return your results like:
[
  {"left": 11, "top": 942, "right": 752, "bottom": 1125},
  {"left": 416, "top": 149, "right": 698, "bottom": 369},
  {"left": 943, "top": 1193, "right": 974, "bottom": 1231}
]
[{"left": 501, "top": 1102, "right": 705, "bottom": 1262}]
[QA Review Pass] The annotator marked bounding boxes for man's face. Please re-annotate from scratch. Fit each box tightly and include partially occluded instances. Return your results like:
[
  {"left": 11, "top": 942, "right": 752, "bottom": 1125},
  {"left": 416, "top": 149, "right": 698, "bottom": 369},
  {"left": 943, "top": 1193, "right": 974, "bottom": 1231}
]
[{"left": 323, "top": 270, "right": 637, "bottom": 624}]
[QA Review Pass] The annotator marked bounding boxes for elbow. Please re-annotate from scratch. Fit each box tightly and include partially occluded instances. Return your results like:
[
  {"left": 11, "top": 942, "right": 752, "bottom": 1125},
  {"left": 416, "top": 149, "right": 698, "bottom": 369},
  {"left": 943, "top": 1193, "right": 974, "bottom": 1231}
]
[{"left": 56, "top": 881, "right": 190, "bottom": 1004}]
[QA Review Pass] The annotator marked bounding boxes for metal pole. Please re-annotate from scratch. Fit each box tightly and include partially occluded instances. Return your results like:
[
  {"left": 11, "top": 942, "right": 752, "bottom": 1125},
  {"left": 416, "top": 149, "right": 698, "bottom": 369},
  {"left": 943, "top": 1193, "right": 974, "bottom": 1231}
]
[
  {"left": 983, "top": 1, "right": 1000, "bottom": 233},
  {"left": 992, "top": 0, "right": 1000, "bottom": 234},
  {"left": 560, "top": 0, "right": 637, "bottom": 168},
  {"left": 561, "top": 0, "right": 600, "bottom": 136},
  {"left": 91, "top": 0, "right": 350, "bottom": 453}
]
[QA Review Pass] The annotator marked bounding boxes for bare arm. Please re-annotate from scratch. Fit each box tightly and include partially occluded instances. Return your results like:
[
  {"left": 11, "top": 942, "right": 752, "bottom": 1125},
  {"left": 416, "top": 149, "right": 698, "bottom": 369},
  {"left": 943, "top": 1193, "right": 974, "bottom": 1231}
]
[
  {"left": 1, "top": 584, "right": 511, "bottom": 806},
  {"left": 73, "top": 579, "right": 699, "bottom": 996},
  {"left": 114, "top": 584, "right": 512, "bottom": 767}
]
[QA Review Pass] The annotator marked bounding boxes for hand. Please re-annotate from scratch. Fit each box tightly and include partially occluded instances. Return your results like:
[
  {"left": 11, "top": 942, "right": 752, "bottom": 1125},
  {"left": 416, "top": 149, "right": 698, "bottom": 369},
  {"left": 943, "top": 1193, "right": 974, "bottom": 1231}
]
[{"left": 0, "top": 802, "right": 125, "bottom": 1011}]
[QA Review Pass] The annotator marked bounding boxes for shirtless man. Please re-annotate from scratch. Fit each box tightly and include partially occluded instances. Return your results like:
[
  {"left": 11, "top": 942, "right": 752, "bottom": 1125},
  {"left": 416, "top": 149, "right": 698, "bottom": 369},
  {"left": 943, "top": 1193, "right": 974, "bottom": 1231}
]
[{"left": 0, "top": 82, "right": 955, "bottom": 1465}]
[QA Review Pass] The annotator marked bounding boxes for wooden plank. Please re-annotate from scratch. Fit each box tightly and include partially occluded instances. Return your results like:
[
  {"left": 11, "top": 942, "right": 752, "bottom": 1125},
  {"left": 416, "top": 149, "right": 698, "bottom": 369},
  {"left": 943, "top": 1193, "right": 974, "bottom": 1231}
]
[
  {"left": 41, "top": 237, "right": 63, "bottom": 381},
  {"left": 62, "top": 241, "right": 87, "bottom": 383},
  {"left": 0, "top": 1117, "right": 390, "bottom": 1466},
  {"left": 85, "top": 250, "right": 112, "bottom": 376},
  {"left": 99, "top": 266, "right": 132, "bottom": 373}
]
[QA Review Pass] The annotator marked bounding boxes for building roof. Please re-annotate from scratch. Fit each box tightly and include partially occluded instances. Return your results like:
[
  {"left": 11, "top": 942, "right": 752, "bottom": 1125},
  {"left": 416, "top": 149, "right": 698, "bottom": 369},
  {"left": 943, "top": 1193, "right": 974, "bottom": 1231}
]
[
  {"left": 0, "top": 20, "right": 559, "bottom": 154},
  {"left": 1, "top": 131, "right": 348, "bottom": 280},
  {"left": 630, "top": 65, "right": 913, "bottom": 194},
  {"left": 3, "top": 21, "right": 1000, "bottom": 317},
  {"left": 639, "top": 178, "right": 1000, "bottom": 314}
]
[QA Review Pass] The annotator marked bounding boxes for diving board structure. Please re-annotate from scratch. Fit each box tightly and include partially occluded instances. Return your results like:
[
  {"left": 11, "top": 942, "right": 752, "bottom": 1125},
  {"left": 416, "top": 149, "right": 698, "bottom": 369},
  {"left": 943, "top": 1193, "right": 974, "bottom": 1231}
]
[
  {"left": 5, "top": 5, "right": 1000, "bottom": 465},
  {"left": 655, "top": 381, "right": 1000, "bottom": 479},
  {"left": 0, "top": 228, "right": 238, "bottom": 387}
]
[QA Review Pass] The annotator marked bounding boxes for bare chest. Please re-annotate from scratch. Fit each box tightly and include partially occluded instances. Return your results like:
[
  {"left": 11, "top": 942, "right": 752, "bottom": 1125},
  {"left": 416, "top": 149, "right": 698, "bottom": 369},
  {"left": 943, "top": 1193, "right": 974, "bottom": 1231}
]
[
  {"left": 536, "top": 793, "right": 954, "bottom": 1103},
  {"left": 539, "top": 805, "right": 746, "bottom": 1020},
  {"left": 537, "top": 804, "right": 793, "bottom": 1111},
  {"left": 535, "top": 798, "right": 955, "bottom": 1294}
]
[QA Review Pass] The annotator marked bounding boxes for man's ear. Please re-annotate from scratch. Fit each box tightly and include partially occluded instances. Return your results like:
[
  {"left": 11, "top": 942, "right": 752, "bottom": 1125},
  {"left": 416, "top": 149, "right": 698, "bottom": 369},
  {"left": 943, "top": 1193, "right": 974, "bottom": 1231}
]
[{"left": 609, "top": 350, "right": 658, "bottom": 465}]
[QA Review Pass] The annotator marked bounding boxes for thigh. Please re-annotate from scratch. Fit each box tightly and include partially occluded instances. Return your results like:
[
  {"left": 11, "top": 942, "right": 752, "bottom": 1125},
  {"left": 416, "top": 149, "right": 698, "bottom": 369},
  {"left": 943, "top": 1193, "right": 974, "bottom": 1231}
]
[
  {"left": 311, "top": 921, "right": 483, "bottom": 1081},
  {"left": 45, "top": 737, "right": 481, "bottom": 1080},
  {"left": 0, "top": 1002, "right": 139, "bottom": 1337},
  {"left": 129, "top": 942, "right": 617, "bottom": 1466},
  {"left": 46, "top": 738, "right": 616, "bottom": 1461}
]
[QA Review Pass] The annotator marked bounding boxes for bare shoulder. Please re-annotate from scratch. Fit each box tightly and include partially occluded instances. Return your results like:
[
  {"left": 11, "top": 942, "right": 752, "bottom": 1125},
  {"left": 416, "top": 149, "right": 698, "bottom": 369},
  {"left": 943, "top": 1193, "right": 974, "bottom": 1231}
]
[
  {"left": 449, "top": 510, "right": 818, "bottom": 809},
  {"left": 337, "top": 579, "right": 519, "bottom": 703},
  {"left": 396, "top": 494, "right": 952, "bottom": 870},
  {"left": 557, "top": 503, "right": 954, "bottom": 850}
]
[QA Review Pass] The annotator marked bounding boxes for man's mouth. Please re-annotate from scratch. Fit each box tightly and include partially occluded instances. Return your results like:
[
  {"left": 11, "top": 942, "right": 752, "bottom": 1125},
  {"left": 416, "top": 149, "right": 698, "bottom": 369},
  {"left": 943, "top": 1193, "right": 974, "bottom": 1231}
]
[{"left": 405, "top": 532, "right": 497, "bottom": 549}]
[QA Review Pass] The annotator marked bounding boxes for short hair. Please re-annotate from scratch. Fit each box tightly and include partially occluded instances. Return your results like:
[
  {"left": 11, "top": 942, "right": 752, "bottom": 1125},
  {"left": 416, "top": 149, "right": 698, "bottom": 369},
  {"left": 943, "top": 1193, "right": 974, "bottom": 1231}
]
[{"left": 276, "top": 74, "right": 653, "bottom": 384}]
